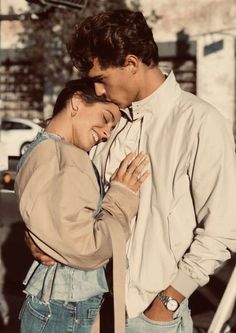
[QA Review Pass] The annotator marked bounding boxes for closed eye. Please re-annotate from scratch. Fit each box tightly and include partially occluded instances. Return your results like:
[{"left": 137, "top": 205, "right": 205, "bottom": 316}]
[
  {"left": 103, "top": 115, "right": 108, "bottom": 124},
  {"left": 91, "top": 75, "right": 104, "bottom": 83}
]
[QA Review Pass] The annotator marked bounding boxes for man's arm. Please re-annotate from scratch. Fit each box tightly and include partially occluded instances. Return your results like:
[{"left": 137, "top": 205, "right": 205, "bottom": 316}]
[
  {"left": 24, "top": 231, "right": 55, "bottom": 266},
  {"left": 145, "top": 111, "right": 236, "bottom": 321},
  {"left": 144, "top": 286, "right": 185, "bottom": 321},
  {"left": 172, "top": 112, "right": 236, "bottom": 296}
]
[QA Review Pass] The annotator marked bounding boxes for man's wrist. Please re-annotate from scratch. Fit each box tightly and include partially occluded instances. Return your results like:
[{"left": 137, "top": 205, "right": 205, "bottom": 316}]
[
  {"left": 157, "top": 291, "right": 180, "bottom": 312},
  {"left": 163, "top": 286, "right": 185, "bottom": 303},
  {"left": 156, "top": 286, "right": 185, "bottom": 312},
  {"left": 144, "top": 285, "right": 186, "bottom": 322}
]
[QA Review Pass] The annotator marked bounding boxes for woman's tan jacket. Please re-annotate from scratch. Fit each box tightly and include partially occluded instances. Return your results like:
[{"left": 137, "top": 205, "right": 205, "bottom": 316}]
[{"left": 15, "top": 139, "right": 139, "bottom": 333}]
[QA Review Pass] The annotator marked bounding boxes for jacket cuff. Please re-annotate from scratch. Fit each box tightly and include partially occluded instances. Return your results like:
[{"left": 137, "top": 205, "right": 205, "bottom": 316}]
[
  {"left": 110, "top": 180, "right": 139, "bottom": 195},
  {"left": 106, "top": 181, "right": 139, "bottom": 220},
  {"left": 171, "top": 269, "right": 200, "bottom": 298}
]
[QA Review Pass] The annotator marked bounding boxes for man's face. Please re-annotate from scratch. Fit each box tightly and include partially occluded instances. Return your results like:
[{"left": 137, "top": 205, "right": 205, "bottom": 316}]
[{"left": 88, "top": 58, "right": 139, "bottom": 109}]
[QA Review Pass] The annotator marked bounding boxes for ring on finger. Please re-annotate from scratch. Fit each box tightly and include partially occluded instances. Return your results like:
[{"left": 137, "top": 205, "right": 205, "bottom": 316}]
[{"left": 134, "top": 172, "right": 141, "bottom": 179}]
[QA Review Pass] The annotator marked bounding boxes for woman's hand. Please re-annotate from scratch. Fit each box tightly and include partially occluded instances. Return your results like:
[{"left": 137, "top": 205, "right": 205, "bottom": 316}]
[{"left": 111, "top": 152, "right": 150, "bottom": 193}]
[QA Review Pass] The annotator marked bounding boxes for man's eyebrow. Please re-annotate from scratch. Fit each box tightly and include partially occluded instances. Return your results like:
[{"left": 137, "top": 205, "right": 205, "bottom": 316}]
[{"left": 89, "top": 75, "right": 104, "bottom": 81}]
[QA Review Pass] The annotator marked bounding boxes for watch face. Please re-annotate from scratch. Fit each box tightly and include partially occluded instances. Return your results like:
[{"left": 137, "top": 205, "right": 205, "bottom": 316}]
[{"left": 167, "top": 299, "right": 178, "bottom": 311}]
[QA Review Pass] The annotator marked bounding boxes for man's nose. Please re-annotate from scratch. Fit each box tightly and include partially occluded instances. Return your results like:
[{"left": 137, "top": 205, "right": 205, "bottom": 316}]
[{"left": 94, "top": 82, "right": 106, "bottom": 96}]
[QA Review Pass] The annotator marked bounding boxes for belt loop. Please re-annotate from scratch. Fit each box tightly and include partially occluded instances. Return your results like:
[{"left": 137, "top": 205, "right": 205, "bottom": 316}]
[{"left": 41, "top": 263, "right": 58, "bottom": 303}]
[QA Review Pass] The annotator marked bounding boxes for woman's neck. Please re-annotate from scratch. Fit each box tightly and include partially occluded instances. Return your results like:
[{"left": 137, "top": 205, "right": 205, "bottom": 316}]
[{"left": 46, "top": 112, "right": 72, "bottom": 144}]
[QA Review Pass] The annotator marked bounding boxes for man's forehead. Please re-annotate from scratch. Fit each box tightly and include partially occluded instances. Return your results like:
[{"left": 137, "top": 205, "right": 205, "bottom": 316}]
[{"left": 88, "top": 58, "right": 103, "bottom": 78}]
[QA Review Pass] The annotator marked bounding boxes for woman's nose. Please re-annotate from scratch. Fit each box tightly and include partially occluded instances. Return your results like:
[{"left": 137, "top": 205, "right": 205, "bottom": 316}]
[
  {"left": 94, "top": 82, "right": 106, "bottom": 97},
  {"left": 101, "top": 125, "right": 112, "bottom": 141}
]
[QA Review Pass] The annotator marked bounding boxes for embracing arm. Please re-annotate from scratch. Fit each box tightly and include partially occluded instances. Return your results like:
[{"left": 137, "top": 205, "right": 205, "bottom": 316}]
[{"left": 17, "top": 151, "right": 149, "bottom": 270}]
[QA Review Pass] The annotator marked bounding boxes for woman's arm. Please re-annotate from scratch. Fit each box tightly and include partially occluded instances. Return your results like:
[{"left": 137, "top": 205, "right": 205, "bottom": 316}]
[{"left": 17, "top": 152, "right": 149, "bottom": 269}]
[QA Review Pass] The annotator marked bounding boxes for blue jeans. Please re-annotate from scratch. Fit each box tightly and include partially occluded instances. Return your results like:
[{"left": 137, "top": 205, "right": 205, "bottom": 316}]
[
  {"left": 19, "top": 294, "right": 103, "bottom": 333},
  {"left": 126, "top": 299, "right": 193, "bottom": 333}
]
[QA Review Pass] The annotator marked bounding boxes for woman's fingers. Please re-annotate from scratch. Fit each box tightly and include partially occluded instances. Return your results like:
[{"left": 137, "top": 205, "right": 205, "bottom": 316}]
[
  {"left": 111, "top": 168, "right": 118, "bottom": 180},
  {"left": 131, "top": 170, "right": 150, "bottom": 192},
  {"left": 117, "top": 152, "right": 148, "bottom": 177},
  {"left": 116, "top": 152, "right": 136, "bottom": 177},
  {"left": 113, "top": 152, "right": 150, "bottom": 192},
  {"left": 138, "top": 170, "right": 150, "bottom": 184},
  {"left": 125, "top": 152, "right": 146, "bottom": 175},
  {"left": 128, "top": 154, "right": 149, "bottom": 180}
]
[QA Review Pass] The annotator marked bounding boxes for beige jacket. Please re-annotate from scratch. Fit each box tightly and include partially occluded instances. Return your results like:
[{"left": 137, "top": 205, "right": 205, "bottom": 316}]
[
  {"left": 92, "top": 71, "right": 236, "bottom": 317},
  {"left": 15, "top": 138, "right": 139, "bottom": 333}
]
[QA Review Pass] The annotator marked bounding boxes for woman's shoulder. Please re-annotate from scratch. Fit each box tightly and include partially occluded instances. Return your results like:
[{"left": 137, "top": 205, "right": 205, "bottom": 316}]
[
  {"left": 18, "top": 138, "right": 94, "bottom": 178},
  {"left": 16, "top": 139, "right": 56, "bottom": 174},
  {"left": 55, "top": 140, "right": 93, "bottom": 172},
  {"left": 21, "top": 139, "right": 85, "bottom": 166}
]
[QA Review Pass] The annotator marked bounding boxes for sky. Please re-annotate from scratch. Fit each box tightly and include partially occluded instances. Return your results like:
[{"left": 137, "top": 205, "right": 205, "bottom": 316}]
[
  {"left": 1, "top": 0, "right": 29, "bottom": 14},
  {"left": 1, "top": 0, "right": 29, "bottom": 48}
]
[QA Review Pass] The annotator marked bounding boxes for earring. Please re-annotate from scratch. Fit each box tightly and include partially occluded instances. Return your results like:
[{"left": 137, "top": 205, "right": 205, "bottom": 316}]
[{"left": 71, "top": 110, "right": 77, "bottom": 117}]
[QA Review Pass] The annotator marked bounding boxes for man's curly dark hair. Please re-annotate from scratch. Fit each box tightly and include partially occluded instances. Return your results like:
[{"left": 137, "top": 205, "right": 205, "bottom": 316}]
[{"left": 68, "top": 10, "right": 159, "bottom": 74}]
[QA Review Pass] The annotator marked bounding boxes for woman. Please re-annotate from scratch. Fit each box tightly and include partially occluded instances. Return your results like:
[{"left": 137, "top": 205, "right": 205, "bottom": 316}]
[{"left": 15, "top": 78, "right": 149, "bottom": 333}]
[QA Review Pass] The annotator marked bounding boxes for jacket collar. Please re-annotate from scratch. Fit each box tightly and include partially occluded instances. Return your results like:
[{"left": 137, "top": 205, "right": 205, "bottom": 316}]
[{"left": 121, "top": 71, "right": 181, "bottom": 121}]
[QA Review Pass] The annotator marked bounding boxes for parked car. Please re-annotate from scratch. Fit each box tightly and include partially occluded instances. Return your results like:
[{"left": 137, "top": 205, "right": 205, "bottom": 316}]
[{"left": 0, "top": 118, "right": 42, "bottom": 157}]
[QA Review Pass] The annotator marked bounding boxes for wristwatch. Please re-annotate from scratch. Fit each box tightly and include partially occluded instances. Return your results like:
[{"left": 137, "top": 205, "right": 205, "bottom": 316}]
[{"left": 157, "top": 291, "right": 180, "bottom": 312}]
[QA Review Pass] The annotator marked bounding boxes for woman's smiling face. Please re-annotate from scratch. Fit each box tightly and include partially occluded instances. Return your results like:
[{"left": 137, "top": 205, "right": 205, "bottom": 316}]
[{"left": 71, "top": 100, "right": 121, "bottom": 151}]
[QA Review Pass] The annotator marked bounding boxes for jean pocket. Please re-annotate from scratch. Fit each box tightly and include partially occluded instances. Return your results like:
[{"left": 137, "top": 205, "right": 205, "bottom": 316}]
[
  {"left": 77, "top": 294, "right": 104, "bottom": 326},
  {"left": 20, "top": 296, "right": 51, "bottom": 333},
  {"left": 141, "top": 312, "right": 181, "bottom": 328},
  {"left": 27, "top": 296, "right": 51, "bottom": 321},
  {"left": 88, "top": 294, "right": 104, "bottom": 318}
]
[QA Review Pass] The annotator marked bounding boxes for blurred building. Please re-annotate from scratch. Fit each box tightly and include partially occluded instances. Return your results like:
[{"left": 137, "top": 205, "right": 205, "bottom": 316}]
[
  {"left": 0, "top": 1, "right": 44, "bottom": 120},
  {"left": 0, "top": 0, "right": 236, "bottom": 136}
]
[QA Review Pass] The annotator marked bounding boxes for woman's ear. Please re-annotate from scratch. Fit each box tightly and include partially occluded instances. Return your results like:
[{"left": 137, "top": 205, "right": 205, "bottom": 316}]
[
  {"left": 70, "top": 92, "right": 81, "bottom": 117},
  {"left": 124, "top": 54, "right": 139, "bottom": 75}
]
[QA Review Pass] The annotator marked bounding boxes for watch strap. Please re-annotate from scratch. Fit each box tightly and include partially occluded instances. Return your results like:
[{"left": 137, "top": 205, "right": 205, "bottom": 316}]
[{"left": 157, "top": 291, "right": 179, "bottom": 312}]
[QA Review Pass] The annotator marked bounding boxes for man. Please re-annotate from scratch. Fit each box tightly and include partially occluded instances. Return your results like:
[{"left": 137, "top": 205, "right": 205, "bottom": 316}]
[{"left": 30, "top": 9, "right": 236, "bottom": 333}]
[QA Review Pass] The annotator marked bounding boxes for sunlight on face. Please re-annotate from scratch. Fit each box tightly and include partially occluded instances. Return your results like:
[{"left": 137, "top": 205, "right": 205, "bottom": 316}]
[
  {"left": 72, "top": 101, "right": 120, "bottom": 151},
  {"left": 88, "top": 58, "right": 137, "bottom": 109}
]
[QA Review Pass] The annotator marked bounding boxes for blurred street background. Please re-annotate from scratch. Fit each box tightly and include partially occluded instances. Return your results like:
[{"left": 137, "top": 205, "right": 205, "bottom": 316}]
[{"left": 0, "top": 0, "right": 236, "bottom": 332}]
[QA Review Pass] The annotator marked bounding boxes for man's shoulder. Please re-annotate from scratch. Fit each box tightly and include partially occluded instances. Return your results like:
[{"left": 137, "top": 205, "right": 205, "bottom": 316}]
[
  {"left": 178, "top": 90, "right": 223, "bottom": 124},
  {"left": 181, "top": 90, "right": 216, "bottom": 112},
  {"left": 178, "top": 91, "right": 233, "bottom": 145}
]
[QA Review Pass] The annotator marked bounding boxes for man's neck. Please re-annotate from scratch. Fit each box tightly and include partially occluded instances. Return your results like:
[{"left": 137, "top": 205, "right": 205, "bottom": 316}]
[{"left": 135, "top": 66, "right": 166, "bottom": 101}]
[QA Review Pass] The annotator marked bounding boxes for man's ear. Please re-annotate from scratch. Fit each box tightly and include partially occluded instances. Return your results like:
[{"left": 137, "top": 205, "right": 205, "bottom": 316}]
[
  {"left": 124, "top": 54, "right": 139, "bottom": 74},
  {"left": 71, "top": 92, "right": 81, "bottom": 117}
]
